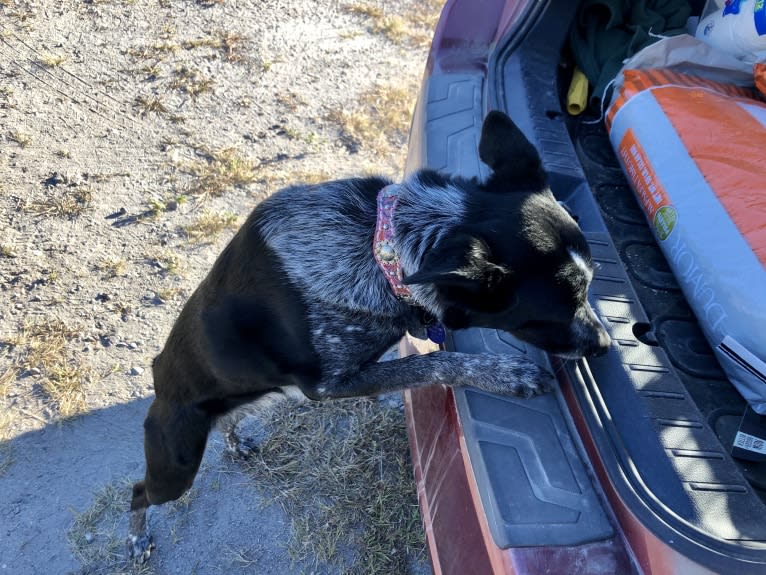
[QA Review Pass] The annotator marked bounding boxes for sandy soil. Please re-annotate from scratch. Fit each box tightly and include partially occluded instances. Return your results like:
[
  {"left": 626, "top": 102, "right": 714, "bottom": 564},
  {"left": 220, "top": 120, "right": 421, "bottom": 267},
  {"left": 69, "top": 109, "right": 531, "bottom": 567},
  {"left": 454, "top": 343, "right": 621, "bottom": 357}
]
[{"left": 0, "top": 0, "right": 439, "bottom": 572}]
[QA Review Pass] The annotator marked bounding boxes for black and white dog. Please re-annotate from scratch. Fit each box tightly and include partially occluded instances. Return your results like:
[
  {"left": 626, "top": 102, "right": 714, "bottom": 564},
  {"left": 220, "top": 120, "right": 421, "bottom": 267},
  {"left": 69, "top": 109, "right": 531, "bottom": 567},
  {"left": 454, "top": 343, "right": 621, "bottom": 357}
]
[{"left": 127, "top": 111, "right": 610, "bottom": 559}]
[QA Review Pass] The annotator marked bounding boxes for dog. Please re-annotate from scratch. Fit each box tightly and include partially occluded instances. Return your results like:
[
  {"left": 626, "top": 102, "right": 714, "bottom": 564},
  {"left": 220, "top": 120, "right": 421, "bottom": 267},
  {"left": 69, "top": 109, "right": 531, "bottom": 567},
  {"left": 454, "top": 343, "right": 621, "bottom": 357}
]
[{"left": 127, "top": 110, "right": 611, "bottom": 560}]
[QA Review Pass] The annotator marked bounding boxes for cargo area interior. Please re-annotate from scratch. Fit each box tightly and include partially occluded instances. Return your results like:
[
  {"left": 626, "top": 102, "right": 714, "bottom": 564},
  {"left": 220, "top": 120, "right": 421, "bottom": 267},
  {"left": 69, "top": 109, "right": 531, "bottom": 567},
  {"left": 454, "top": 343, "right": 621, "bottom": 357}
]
[{"left": 431, "top": 0, "right": 766, "bottom": 565}]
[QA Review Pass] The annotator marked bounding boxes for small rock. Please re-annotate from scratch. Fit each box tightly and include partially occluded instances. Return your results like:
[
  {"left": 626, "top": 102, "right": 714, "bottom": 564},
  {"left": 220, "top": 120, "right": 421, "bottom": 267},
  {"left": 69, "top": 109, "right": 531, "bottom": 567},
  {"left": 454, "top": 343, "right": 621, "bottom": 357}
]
[
  {"left": 128, "top": 342, "right": 139, "bottom": 350},
  {"left": 43, "top": 172, "right": 65, "bottom": 187},
  {"left": 115, "top": 341, "right": 129, "bottom": 348},
  {"left": 95, "top": 293, "right": 110, "bottom": 303},
  {"left": 84, "top": 532, "right": 94, "bottom": 544},
  {"left": 105, "top": 207, "right": 127, "bottom": 220},
  {"left": 130, "top": 366, "right": 144, "bottom": 376}
]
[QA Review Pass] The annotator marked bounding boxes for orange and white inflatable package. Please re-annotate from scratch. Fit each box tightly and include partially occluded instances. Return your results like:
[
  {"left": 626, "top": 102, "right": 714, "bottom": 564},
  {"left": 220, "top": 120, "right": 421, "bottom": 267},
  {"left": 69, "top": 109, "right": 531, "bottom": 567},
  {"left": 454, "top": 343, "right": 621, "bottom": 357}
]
[{"left": 607, "top": 67, "right": 766, "bottom": 414}]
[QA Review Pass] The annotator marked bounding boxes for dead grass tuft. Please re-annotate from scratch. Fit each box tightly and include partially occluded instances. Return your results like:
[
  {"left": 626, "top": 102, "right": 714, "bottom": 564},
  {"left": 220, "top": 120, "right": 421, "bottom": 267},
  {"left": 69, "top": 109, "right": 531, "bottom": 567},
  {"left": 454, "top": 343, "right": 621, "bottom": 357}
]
[
  {"left": 169, "top": 65, "right": 214, "bottom": 97},
  {"left": 253, "top": 167, "right": 334, "bottom": 195},
  {"left": 127, "top": 41, "right": 179, "bottom": 61},
  {"left": 184, "top": 210, "right": 239, "bottom": 241},
  {"left": 145, "top": 249, "right": 186, "bottom": 277},
  {"left": 329, "top": 82, "right": 415, "bottom": 157},
  {"left": 144, "top": 194, "right": 185, "bottom": 218},
  {"left": 0, "top": 243, "right": 18, "bottom": 258},
  {"left": 3, "top": 320, "right": 90, "bottom": 419},
  {"left": 243, "top": 397, "right": 425, "bottom": 574},
  {"left": 68, "top": 479, "right": 152, "bottom": 574},
  {"left": 181, "top": 30, "right": 246, "bottom": 62},
  {"left": 134, "top": 95, "right": 169, "bottom": 117},
  {"left": 180, "top": 146, "right": 257, "bottom": 197},
  {"left": 25, "top": 187, "right": 93, "bottom": 219},
  {"left": 95, "top": 258, "right": 128, "bottom": 279},
  {"left": 8, "top": 130, "right": 32, "bottom": 148},
  {"left": 344, "top": 1, "right": 441, "bottom": 46},
  {"left": 38, "top": 53, "right": 67, "bottom": 67}
]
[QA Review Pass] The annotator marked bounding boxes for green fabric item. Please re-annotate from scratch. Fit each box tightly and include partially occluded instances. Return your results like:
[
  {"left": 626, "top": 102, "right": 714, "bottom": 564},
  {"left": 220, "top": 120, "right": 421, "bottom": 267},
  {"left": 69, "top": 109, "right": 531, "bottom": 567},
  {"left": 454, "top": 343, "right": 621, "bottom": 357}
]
[{"left": 570, "top": 0, "right": 692, "bottom": 103}]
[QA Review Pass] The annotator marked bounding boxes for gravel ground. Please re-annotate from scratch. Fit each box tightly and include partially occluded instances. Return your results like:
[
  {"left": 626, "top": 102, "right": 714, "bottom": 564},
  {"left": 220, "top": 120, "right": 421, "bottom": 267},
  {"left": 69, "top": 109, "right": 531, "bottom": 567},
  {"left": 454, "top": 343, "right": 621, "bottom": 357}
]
[{"left": 0, "top": 0, "right": 440, "bottom": 572}]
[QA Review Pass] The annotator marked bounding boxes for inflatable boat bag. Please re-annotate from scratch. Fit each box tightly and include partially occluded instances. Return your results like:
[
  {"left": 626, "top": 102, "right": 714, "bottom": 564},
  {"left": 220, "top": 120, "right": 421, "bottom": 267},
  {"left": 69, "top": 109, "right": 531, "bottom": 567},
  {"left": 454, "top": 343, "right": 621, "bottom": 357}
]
[{"left": 606, "top": 68, "right": 766, "bottom": 414}]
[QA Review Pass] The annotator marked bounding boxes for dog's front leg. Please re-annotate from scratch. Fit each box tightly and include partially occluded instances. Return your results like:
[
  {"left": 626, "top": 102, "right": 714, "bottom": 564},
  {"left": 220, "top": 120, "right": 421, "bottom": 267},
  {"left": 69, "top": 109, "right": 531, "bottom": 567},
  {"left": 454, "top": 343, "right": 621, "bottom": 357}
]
[
  {"left": 127, "top": 482, "right": 154, "bottom": 562},
  {"left": 311, "top": 351, "right": 552, "bottom": 399}
]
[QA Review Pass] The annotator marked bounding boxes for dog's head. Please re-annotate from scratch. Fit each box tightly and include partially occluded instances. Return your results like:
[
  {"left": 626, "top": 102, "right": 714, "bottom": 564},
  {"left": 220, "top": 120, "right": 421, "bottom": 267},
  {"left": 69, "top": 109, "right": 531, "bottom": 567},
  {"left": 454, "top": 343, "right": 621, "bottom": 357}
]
[{"left": 405, "top": 111, "right": 610, "bottom": 359}]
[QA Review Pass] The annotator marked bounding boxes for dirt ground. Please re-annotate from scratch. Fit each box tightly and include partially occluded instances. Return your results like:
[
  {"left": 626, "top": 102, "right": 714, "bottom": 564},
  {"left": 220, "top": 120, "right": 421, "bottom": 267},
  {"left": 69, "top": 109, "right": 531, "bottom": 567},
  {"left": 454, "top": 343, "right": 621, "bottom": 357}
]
[{"left": 0, "top": 0, "right": 441, "bottom": 573}]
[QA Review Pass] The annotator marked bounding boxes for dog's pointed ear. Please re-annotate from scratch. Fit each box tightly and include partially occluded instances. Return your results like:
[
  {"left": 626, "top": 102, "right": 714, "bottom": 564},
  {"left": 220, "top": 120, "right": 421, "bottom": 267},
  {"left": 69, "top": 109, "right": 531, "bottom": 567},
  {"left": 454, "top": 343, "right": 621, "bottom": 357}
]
[
  {"left": 404, "top": 233, "right": 510, "bottom": 292},
  {"left": 479, "top": 110, "right": 546, "bottom": 189}
]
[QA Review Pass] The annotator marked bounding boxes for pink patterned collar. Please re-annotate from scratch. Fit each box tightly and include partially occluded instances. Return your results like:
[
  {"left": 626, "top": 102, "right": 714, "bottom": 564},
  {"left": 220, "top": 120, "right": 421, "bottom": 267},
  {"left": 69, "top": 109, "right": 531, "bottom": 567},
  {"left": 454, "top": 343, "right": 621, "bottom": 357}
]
[
  {"left": 373, "top": 184, "right": 447, "bottom": 344},
  {"left": 373, "top": 184, "right": 414, "bottom": 304}
]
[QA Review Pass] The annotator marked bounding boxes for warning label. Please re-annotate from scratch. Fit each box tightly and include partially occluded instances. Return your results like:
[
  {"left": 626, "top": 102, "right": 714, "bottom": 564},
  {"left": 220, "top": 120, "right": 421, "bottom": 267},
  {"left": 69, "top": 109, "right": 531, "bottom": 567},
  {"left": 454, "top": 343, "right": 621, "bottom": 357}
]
[{"left": 734, "top": 431, "right": 766, "bottom": 455}]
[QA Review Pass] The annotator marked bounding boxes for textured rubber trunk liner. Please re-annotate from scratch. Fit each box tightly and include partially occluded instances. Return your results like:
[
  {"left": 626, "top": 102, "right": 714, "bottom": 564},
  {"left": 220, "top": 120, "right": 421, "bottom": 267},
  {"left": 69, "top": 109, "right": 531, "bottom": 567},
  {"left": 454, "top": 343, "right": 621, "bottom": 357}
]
[
  {"left": 417, "top": 70, "right": 615, "bottom": 548},
  {"left": 490, "top": 0, "right": 766, "bottom": 554}
]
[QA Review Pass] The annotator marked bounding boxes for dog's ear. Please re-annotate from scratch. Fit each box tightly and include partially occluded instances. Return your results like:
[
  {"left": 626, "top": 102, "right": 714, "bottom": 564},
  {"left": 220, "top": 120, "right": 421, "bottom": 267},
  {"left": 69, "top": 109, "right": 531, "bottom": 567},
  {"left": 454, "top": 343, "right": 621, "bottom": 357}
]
[
  {"left": 479, "top": 110, "right": 546, "bottom": 190},
  {"left": 404, "top": 233, "right": 510, "bottom": 292}
]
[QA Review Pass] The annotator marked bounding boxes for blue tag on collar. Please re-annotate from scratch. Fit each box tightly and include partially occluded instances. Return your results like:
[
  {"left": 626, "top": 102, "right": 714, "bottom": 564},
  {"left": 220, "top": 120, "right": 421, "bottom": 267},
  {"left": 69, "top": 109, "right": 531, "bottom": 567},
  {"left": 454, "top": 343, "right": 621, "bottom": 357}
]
[{"left": 426, "top": 323, "right": 446, "bottom": 344}]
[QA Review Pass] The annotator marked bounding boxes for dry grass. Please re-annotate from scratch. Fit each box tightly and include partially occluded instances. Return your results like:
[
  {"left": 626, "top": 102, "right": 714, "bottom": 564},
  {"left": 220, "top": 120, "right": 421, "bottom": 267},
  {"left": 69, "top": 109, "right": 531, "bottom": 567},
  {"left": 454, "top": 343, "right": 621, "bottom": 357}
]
[
  {"left": 329, "top": 82, "right": 415, "bottom": 158},
  {"left": 254, "top": 167, "right": 334, "bottom": 195},
  {"left": 144, "top": 194, "right": 185, "bottom": 218},
  {"left": 95, "top": 258, "right": 128, "bottom": 279},
  {"left": 126, "top": 41, "right": 179, "bottom": 61},
  {"left": 156, "top": 286, "right": 183, "bottom": 302},
  {"left": 25, "top": 187, "right": 93, "bottom": 219},
  {"left": 145, "top": 249, "right": 186, "bottom": 277},
  {"left": 169, "top": 65, "right": 214, "bottom": 98},
  {"left": 133, "top": 95, "right": 169, "bottom": 117},
  {"left": 345, "top": 1, "right": 441, "bottom": 46},
  {"left": 68, "top": 479, "right": 153, "bottom": 575},
  {"left": 184, "top": 210, "right": 239, "bottom": 241},
  {"left": 180, "top": 146, "right": 258, "bottom": 197},
  {"left": 2, "top": 320, "right": 90, "bottom": 419},
  {"left": 38, "top": 53, "right": 67, "bottom": 67},
  {"left": 243, "top": 397, "right": 425, "bottom": 574},
  {"left": 0, "top": 243, "right": 17, "bottom": 258},
  {"left": 181, "top": 30, "right": 246, "bottom": 62},
  {"left": 8, "top": 130, "right": 31, "bottom": 147}
]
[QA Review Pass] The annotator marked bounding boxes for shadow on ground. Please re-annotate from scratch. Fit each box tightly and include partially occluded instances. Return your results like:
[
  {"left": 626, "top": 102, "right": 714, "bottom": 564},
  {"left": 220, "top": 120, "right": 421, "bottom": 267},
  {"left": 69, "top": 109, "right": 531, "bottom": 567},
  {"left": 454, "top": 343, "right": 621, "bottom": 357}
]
[{"left": 0, "top": 398, "right": 294, "bottom": 575}]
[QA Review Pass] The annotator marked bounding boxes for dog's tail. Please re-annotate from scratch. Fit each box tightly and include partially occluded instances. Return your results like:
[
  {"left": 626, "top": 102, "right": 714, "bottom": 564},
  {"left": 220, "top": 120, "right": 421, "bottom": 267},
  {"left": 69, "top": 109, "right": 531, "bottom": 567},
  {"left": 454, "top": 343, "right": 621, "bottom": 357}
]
[{"left": 201, "top": 295, "right": 321, "bottom": 385}]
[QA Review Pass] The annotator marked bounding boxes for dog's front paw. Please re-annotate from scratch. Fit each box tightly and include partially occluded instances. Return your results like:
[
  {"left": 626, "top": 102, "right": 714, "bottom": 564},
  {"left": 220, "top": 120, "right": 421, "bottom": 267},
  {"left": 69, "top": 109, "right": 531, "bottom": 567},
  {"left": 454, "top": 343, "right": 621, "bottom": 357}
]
[
  {"left": 126, "top": 532, "right": 155, "bottom": 563},
  {"left": 468, "top": 354, "right": 553, "bottom": 398},
  {"left": 127, "top": 507, "right": 154, "bottom": 563}
]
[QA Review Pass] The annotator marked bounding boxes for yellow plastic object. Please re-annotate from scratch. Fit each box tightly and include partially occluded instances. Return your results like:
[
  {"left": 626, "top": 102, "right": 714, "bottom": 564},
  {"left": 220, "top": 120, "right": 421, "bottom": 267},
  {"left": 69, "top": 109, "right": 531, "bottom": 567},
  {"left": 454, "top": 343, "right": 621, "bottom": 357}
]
[{"left": 567, "top": 67, "right": 589, "bottom": 116}]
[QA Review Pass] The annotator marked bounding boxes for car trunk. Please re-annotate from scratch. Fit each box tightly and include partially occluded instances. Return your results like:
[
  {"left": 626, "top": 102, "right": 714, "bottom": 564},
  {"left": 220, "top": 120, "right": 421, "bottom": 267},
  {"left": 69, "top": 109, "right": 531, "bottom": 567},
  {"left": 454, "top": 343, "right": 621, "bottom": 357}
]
[{"left": 405, "top": 0, "right": 766, "bottom": 573}]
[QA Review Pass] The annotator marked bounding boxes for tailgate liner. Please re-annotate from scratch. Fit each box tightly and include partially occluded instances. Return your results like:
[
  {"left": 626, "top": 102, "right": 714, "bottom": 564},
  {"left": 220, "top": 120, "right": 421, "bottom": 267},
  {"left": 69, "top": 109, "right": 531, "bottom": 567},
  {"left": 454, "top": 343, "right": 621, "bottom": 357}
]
[{"left": 422, "top": 0, "right": 766, "bottom": 563}]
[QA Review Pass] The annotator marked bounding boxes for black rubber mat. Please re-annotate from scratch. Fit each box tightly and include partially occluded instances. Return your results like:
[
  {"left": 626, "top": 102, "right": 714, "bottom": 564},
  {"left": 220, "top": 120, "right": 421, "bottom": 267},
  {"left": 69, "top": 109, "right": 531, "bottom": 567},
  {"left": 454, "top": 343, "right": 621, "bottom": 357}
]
[
  {"left": 416, "top": 71, "right": 614, "bottom": 548},
  {"left": 570, "top": 117, "right": 766, "bottom": 503}
]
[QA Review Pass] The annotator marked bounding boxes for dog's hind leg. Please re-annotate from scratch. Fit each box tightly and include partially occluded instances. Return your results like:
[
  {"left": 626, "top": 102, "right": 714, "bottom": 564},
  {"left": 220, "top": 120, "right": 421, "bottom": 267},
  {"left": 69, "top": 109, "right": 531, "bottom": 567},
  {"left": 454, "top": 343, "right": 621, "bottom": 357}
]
[
  {"left": 305, "top": 350, "right": 553, "bottom": 400},
  {"left": 217, "top": 386, "right": 308, "bottom": 457}
]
